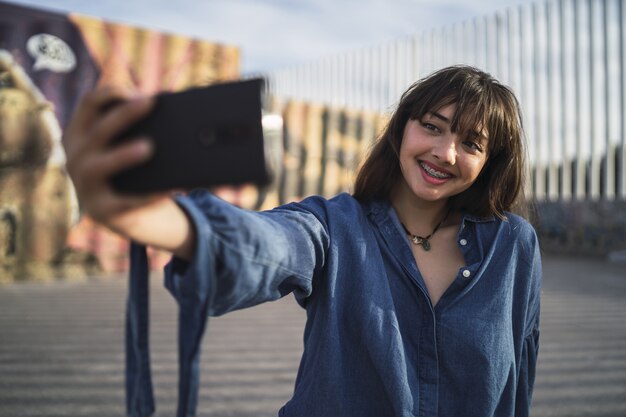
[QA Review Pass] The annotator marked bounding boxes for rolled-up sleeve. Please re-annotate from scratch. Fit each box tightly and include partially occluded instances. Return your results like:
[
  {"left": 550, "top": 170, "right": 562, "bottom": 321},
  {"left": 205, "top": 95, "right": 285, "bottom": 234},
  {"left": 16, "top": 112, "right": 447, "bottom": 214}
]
[{"left": 164, "top": 190, "right": 330, "bottom": 317}]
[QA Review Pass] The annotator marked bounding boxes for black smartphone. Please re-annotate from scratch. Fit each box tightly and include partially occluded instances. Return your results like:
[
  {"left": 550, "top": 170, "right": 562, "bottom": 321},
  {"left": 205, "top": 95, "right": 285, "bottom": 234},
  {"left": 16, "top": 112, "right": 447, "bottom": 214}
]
[{"left": 110, "top": 78, "right": 269, "bottom": 193}]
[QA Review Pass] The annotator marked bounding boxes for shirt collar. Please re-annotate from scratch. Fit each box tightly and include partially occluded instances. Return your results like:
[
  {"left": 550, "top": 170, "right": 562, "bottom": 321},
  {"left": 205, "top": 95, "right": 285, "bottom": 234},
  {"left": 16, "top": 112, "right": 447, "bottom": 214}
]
[
  {"left": 364, "top": 198, "right": 496, "bottom": 225},
  {"left": 462, "top": 213, "right": 495, "bottom": 223}
]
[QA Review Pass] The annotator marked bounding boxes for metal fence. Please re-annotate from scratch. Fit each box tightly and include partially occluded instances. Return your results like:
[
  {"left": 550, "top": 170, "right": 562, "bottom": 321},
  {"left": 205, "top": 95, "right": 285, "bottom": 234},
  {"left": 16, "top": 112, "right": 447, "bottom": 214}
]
[{"left": 266, "top": 0, "right": 626, "bottom": 202}]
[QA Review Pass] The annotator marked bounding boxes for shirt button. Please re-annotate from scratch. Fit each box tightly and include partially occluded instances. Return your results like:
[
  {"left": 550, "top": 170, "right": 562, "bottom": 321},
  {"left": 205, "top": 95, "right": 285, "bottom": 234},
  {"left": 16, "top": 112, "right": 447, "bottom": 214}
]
[
  {"left": 462, "top": 269, "right": 471, "bottom": 278},
  {"left": 459, "top": 238, "right": 468, "bottom": 246}
]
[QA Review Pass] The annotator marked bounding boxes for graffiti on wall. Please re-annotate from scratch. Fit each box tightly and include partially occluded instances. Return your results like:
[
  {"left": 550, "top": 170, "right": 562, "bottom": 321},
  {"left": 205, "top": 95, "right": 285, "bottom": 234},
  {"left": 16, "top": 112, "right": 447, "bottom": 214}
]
[
  {"left": 271, "top": 100, "right": 386, "bottom": 207},
  {"left": 0, "top": 49, "right": 76, "bottom": 281},
  {"left": 0, "top": 1, "right": 239, "bottom": 281},
  {"left": 533, "top": 200, "right": 626, "bottom": 257}
]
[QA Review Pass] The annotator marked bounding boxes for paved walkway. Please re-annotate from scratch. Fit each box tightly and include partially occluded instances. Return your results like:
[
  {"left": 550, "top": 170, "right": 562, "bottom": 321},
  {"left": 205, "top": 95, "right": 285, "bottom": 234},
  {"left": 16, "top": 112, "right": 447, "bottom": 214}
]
[{"left": 0, "top": 255, "right": 624, "bottom": 417}]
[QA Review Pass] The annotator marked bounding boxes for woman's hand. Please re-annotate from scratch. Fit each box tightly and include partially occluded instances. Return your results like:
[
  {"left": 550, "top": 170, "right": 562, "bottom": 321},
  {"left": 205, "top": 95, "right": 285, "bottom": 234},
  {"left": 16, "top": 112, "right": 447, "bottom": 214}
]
[
  {"left": 63, "top": 86, "right": 196, "bottom": 260},
  {"left": 63, "top": 86, "right": 156, "bottom": 228}
]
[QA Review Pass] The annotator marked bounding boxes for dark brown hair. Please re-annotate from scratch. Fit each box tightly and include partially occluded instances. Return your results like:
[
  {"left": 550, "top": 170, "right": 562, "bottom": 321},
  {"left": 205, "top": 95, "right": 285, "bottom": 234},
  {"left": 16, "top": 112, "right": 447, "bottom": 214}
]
[{"left": 352, "top": 65, "right": 527, "bottom": 218}]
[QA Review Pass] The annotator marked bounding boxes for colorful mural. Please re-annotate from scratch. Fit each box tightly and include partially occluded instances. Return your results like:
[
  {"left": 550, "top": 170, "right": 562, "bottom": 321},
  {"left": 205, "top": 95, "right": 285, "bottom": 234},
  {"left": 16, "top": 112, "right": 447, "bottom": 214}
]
[{"left": 0, "top": 1, "right": 239, "bottom": 281}]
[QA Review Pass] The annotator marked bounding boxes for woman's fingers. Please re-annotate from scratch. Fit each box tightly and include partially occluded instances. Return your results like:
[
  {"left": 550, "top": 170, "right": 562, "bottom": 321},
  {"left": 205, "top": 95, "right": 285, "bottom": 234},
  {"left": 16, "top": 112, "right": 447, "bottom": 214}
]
[
  {"left": 70, "top": 138, "right": 153, "bottom": 198},
  {"left": 63, "top": 87, "right": 153, "bottom": 156},
  {"left": 63, "top": 86, "right": 131, "bottom": 146},
  {"left": 86, "top": 138, "right": 154, "bottom": 183},
  {"left": 63, "top": 86, "right": 156, "bottom": 194},
  {"left": 87, "top": 96, "right": 155, "bottom": 151}
]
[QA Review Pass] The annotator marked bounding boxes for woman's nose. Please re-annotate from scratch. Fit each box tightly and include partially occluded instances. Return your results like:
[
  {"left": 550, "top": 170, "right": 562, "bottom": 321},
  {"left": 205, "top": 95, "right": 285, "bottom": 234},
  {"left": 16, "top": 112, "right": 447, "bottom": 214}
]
[{"left": 432, "top": 136, "right": 457, "bottom": 165}]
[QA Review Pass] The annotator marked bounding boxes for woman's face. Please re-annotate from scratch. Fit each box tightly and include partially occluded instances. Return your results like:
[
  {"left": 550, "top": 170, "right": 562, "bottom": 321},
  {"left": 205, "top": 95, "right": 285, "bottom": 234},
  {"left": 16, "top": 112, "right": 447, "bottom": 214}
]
[{"left": 396, "top": 103, "right": 489, "bottom": 204}]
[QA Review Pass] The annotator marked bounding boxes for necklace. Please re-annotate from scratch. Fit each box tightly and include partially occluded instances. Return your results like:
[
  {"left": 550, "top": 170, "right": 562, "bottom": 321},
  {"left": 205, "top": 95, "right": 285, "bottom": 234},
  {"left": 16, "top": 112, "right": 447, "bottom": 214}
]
[{"left": 400, "top": 208, "right": 451, "bottom": 252}]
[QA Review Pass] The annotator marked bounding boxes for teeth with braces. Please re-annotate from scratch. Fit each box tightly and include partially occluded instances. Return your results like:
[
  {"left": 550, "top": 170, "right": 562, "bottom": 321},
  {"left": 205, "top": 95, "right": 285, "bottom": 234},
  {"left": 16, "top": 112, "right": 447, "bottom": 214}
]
[{"left": 420, "top": 162, "right": 451, "bottom": 179}]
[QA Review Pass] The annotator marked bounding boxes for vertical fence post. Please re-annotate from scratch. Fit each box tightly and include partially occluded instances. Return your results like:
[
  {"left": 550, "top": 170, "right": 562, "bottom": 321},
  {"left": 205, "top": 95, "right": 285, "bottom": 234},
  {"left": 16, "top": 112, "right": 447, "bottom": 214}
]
[
  {"left": 621, "top": 0, "right": 626, "bottom": 199},
  {"left": 547, "top": 0, "right": 561, "bottom": 201},
  {"left": 604, "top": 0, "right": 619, "bottom": 200},
  {"left": 560, "top": 0, "right": 574, "bottom": 201}
]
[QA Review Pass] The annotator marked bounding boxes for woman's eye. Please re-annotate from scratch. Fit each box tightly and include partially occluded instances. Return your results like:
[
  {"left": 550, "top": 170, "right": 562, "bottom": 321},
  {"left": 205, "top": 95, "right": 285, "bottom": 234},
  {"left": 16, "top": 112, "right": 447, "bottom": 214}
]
[
  {"left": 463, "top": 141, "right": 483, "bottom": 152},
  {"left": 421, "top": 122, "right": 439, "bottom": 132}
]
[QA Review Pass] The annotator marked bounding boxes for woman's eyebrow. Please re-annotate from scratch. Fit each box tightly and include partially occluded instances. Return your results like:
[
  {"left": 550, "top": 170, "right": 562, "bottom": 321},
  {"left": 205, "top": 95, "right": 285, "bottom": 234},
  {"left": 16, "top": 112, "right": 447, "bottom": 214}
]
[
  {"left": 426, "top": 111, "right": 487, "bottom": 140},
  {"left": 428, "top": 111, "right": 450, "bottom": 123},
  {"left": 470, "top": 129, "right": 488, "bottom": 142}
]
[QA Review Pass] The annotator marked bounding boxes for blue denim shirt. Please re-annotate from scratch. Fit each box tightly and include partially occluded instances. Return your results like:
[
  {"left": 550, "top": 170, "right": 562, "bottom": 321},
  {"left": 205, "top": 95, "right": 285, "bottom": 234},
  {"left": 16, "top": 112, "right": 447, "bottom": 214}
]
[{"left": 126, "top": 191, "right": 541, "bottom": 417}]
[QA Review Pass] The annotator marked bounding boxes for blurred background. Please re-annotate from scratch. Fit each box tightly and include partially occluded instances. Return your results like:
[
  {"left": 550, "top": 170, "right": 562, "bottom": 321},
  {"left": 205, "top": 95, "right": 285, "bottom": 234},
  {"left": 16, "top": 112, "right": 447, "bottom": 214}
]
[{"left": 0, "top": 0, "right": 624, "bottom": 416}]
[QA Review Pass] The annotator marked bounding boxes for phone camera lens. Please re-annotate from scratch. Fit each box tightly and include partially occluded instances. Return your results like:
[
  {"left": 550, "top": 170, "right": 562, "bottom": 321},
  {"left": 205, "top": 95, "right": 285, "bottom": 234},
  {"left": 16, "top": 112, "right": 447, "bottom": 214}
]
[{"left": 197, "top": 128, "right": 217, "bottom": 147}]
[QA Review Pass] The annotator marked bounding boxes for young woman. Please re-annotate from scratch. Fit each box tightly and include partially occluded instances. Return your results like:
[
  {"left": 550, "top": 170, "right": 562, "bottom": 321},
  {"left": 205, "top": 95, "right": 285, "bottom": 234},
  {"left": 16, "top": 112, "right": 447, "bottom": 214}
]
[{"left": 64, "top": 65, "right": 541, "bottom": 416}]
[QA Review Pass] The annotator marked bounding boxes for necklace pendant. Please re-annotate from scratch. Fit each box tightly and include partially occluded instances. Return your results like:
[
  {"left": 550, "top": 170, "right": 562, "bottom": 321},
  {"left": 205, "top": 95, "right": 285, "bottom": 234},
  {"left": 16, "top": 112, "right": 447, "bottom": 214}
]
[{"left": 401, "top": 209, "right": 451, "bottom": 253}]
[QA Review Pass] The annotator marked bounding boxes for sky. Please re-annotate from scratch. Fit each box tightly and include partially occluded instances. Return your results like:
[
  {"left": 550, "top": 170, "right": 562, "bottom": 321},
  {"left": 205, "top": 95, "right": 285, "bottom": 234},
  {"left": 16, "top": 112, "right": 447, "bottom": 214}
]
[{"left": 5, "top": 0, "right": 532, "bottom": 75}]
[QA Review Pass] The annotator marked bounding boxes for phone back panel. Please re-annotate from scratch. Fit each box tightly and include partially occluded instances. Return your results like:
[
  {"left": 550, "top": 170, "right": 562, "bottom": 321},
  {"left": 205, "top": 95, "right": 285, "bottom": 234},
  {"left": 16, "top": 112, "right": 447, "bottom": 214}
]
[{"left": 111, "top": 78, "right": 268, "bottom": 193}]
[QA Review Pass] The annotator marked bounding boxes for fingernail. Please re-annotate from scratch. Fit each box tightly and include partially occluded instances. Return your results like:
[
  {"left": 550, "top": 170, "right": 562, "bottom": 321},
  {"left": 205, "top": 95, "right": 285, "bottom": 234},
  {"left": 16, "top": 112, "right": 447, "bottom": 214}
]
[
  {"left": 129, "top": 96, "right": 149, "bottom": 106},
  {"left": 135, "top": 139, "right": 154, "bottom": 156}
]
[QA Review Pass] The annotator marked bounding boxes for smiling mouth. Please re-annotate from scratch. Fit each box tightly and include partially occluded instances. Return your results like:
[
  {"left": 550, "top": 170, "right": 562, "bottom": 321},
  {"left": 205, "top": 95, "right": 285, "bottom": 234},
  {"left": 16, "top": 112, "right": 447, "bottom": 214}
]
[{"left": 419, "top": 161, "right": 453, "bottom": 179}]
